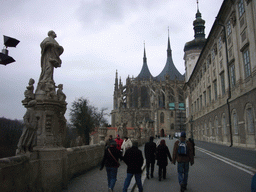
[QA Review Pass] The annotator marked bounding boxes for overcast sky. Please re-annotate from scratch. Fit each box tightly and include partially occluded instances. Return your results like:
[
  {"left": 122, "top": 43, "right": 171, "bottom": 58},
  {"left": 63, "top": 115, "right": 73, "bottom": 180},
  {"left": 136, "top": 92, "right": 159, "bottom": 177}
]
[{"left": 0, "top": 0, "right": 223, "bottom": 123}]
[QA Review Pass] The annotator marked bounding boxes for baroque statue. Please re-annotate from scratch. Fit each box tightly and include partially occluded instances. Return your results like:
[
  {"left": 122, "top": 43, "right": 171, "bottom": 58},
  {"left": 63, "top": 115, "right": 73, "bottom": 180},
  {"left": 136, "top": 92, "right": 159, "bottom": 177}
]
[
  {"left": 16, "top": 100, "right": 39, "bottom": 154},
  {"left": 23, "top": 78, "right": 35, "bottom": 102},
  {"left": 36, "top": 30, "right": 64, "bottom": 97},
  {"left": 39, "top": 30, "right": 63, "bottom": 84}
]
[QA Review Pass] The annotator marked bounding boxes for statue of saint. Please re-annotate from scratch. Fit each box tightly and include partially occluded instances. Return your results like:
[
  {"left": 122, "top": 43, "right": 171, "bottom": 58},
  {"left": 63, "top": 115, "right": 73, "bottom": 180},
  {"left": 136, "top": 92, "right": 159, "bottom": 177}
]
[
  {"left": 23, "top": 78, "right": 35, "bottom": 102},
  {"left": 38, "top": 30, "right": 64, "bottom": 84},
  {"left": 16, "top": 100, "right": 39, "bottom": 154},
  {"left": 57, "top": 84, "right": 66, "bottom": 102}
]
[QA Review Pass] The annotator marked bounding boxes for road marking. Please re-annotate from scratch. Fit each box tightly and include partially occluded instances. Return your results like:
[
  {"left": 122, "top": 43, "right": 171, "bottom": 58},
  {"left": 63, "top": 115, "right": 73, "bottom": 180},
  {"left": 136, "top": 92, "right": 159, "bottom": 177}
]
[{"left": 196, "top": 146, "right": 256, "bottom": 176}]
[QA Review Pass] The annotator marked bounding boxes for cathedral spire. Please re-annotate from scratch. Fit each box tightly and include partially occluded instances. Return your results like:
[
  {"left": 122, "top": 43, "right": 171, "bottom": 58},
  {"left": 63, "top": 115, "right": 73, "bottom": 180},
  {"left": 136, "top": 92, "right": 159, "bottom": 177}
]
[
  {"left": 115, "top": 70, "right": 118, "bottom": 91},
  {"left": 167, "top": 27, "right": 172, "bottom": 57},
  {"left": 136, "top": 42, "right": 153, "bottom": 80},
  {"left": 143, "top": 41, "right": 147, "bottom": 63},
  {"left": 155, "top": 31, "right": 184, "bottom": 81}
]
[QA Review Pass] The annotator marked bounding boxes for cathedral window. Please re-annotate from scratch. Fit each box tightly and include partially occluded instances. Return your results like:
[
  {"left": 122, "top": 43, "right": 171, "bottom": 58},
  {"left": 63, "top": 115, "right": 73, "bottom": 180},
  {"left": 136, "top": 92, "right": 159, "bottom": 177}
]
[
  {"left": 203, "top": 91, "right": 206, "bottom": 106},
  {"left": 215, "top": 117, "right": 218, "bottom": 135},
  {"left": 160, "top": 112, "right": 165, "bottom": 123}
]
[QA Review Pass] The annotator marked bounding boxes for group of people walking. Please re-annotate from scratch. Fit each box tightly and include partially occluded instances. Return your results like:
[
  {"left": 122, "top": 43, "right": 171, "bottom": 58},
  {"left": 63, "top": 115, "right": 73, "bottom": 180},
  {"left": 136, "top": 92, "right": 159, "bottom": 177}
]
[
  {"left": 145, "top": 132, "right": 194, "bottom": 192},
  {"left": 100, "top": 134, "right": 144, "bottom": 192},
  {"left": 100, "top": 132, "right": 194, "bottom": 192}
]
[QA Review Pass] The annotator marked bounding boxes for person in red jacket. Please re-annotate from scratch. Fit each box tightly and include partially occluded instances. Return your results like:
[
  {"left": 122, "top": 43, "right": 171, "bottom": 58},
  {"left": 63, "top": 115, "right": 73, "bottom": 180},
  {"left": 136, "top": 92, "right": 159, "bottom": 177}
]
[{"left": 115, "top": 134, "right": 123, "bottom": 151}]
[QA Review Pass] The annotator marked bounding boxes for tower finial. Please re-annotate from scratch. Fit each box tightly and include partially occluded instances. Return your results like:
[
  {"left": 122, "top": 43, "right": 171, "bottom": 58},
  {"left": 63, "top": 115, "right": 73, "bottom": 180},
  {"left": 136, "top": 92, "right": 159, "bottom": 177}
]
[{"left": 197, "top": 0, "right": 199, "bottom": 12}]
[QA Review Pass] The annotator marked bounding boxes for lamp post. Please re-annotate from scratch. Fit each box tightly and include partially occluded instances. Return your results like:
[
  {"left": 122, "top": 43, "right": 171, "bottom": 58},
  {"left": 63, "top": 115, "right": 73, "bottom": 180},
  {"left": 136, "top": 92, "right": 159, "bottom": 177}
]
[{"left": 0, "top": 35, "right": 20, "bottom": 65}]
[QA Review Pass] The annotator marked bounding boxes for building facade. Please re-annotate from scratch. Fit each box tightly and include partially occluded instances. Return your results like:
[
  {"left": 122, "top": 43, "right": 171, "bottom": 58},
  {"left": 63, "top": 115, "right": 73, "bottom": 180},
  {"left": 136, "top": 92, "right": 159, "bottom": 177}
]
[
  {"left": 185, "top": 0, "right": 256, "bottom": 149},
  {"left": 111, "top": 37, "right": 186, "bottom": 137}
]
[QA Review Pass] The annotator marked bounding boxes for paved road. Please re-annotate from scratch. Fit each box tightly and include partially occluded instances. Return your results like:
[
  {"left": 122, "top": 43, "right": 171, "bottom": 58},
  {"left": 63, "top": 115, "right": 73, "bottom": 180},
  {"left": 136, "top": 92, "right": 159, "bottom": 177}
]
[
  {"left": 63, "top": 138, "right": 256, "bottom": 192},
  {"left": 142, "top": 138, "right": 256, "bottom": 192}
]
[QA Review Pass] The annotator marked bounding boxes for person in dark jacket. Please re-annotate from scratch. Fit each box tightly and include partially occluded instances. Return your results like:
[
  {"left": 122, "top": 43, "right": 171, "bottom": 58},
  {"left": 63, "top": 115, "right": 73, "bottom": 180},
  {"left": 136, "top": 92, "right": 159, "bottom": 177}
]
[
  {"left": 105, "top": 135, "right": 114, "bottom": 147},
  {"left": 172, "top": 132, "right": 194, "bottom": 192},
  {"left": 144, "top": 136, "right": 156, "bottom": 179},
  {"left": 156, "top": 139, "right": 172, "bottom": 181},
  {"left": 123, "top": 141, "right": 144, "bottom": 192},
  {"left": 100, "top": 142, "right": 122, "bottom": 192}
]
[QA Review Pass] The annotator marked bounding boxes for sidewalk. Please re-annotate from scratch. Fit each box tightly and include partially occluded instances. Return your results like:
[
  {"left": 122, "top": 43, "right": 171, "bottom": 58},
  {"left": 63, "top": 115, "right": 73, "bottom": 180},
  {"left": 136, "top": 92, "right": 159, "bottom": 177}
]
[{"left": 63, "top": 139, "right": 163, "bottom": 192}]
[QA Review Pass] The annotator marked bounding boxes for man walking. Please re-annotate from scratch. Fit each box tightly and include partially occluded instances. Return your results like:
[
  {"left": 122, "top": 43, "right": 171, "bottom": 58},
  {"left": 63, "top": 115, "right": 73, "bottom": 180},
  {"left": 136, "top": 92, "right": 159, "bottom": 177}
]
[
  {"left": 144, "top": 136, "right": 156, "bottom": 179},
  {"left": 172, "top": 131, "right": 194, "bottom": 192},
  {"left": 123, "top": 141, "right": 144, "bottom": 192}
]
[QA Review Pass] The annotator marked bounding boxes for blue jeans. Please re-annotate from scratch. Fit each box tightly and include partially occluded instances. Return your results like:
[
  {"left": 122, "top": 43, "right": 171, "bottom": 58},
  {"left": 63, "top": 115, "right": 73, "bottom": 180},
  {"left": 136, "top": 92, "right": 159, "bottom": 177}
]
[
  {"left": 123, "top": 173, "right": 143, "bottom": 192},
  {"left": 178, "top": 162, "right": 189, "bottom": 185},
  {"left": 106, "top": 167, "right": 118, "bottom": 190}
]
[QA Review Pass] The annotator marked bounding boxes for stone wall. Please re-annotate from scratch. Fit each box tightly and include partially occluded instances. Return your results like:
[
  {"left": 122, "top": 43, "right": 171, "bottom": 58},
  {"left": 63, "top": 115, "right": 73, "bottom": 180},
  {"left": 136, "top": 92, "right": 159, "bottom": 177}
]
[{"left": 0, "top": 143, "right": 105, "bottom": 192}]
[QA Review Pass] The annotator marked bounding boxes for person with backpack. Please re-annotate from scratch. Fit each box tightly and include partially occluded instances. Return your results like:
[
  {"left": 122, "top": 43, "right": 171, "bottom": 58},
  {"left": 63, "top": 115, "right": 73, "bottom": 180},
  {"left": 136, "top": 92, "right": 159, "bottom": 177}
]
[{"left": 172, "top": 131, "right": 194, "bottom": 192}]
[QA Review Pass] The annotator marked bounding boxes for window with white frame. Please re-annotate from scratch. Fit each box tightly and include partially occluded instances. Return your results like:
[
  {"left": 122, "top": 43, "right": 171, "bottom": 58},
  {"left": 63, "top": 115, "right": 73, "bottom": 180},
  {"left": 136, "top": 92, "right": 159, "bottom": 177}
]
[
  {"left": 243, "top": 49, "right": 251, "bottom": 78},
  {"left": 230, "top": 64, "right": 236, "bottom": 88},
  {"left": 227, "top": 20, "right": 232, "bottom": 36},
  {"left": 238, "top": 0, "right": 245, "bottom": 17},
  {"left": 218, "top": 36, "right": 222, "bottom": 50}
]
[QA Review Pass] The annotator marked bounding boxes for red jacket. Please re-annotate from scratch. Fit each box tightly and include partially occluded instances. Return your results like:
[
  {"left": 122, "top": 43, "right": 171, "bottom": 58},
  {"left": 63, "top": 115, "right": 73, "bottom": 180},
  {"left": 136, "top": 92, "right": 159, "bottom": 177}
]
[{"left": 115, "top": 138, "right": 123, "bottom": 151}]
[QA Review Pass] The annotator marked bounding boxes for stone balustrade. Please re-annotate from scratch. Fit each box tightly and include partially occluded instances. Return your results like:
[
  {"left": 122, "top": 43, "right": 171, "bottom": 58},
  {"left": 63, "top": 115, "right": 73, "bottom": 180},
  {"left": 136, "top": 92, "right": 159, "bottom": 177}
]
[{"left": 0, "top": 143, "right": 105, "bottom": 192}]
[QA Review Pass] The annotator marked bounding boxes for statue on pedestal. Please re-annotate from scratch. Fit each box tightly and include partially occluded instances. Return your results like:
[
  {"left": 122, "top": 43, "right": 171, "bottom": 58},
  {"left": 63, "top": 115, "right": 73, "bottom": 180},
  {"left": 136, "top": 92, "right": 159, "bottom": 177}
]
[
  {"left": 16, "top": 100, "right": 39, "bottom": 154},
  {"left": 22, "top": 78, "right": 35, "bottom": 102},
  {"left": 36, "top": 30, "right": 64, "bottom": 97}
]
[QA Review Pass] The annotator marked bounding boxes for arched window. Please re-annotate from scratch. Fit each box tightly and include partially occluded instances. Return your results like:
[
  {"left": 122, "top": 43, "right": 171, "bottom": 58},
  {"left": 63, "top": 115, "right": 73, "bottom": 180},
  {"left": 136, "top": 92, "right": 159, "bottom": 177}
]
[
  {"left": 160, "top": 112, "right": 165, "bottom": 123},
  {"left": 222, "top": 114, "right": 227, "bottom": 135},
  {"left": 171, "top": 124, "right": 174, "bottom": 129},
  {"left": 245, "top": 104, "right": 254, "bottom": 134},
  {"left": 232, "top": 110, "right": 238, "bottom": 134},
  {"left": 215, "top": 117, "right": 218, "bottom": 136}
]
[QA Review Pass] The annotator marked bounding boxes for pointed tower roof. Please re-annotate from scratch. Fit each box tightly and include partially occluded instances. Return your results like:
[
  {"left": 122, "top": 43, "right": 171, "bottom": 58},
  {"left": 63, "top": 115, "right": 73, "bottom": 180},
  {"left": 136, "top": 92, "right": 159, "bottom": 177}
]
[
  {"left": 155, "top": 33, "right": 184, "bottom": 81},
  {"left": 136, "top": 42, "right": 153, "bottom": 80}
]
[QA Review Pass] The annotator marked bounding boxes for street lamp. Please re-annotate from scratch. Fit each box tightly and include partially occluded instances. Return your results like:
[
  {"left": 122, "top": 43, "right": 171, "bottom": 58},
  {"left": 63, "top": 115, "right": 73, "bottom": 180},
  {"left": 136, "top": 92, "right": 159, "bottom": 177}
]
[{"left": 0, "top": 35, "right": 20, "bottom": 65}]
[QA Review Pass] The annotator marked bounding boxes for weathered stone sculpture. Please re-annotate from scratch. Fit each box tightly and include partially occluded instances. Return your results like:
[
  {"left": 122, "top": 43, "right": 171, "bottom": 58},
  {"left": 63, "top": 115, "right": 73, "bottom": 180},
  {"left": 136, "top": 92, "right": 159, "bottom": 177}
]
[
  {"left": 36, "top": 30, "right": 64, "bottom": 99},
  {"left": 19, "top": 30, "right": 67, "bottom": 148},
  {"left": 16, "top": 100, "right": 39, "bottom": 154},
  {"left": 22, "top": 78, "right": 35, "bottom": 102},
  {"left": 57, "top": 84, "right": 66, "bottom": 102}
]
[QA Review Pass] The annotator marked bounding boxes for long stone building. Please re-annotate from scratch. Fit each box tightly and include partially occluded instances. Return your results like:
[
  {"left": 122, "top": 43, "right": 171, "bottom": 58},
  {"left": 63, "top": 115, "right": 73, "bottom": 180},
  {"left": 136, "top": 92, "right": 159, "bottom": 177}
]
[
  {"left": 111, "top": 36, "right": 186, "bottom": 137},
  {"left": 185, "top": 0, "right": 256, "bottom": 149}
]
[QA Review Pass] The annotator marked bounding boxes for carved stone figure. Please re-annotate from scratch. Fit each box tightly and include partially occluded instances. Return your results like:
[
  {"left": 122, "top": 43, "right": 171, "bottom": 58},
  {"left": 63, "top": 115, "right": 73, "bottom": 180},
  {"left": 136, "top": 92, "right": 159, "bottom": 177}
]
[
  {"left": 16, "top": 100, "right": 39, "bottom": 154},
  {"left": 39, "top": 30, "right": 64, "bottom": 84},
  {"left": 23, "top": 78, "right": 35, "bottom": 102},
  {"left": 57, "top": 84, "right": 66, "bottom": 102}
]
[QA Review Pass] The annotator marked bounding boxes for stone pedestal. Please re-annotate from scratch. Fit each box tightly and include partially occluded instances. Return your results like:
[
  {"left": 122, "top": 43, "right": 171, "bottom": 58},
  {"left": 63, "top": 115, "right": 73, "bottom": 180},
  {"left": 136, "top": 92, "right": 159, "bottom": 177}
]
[{"left": 32, "top": 147, "right": 68, "bottom": 192}]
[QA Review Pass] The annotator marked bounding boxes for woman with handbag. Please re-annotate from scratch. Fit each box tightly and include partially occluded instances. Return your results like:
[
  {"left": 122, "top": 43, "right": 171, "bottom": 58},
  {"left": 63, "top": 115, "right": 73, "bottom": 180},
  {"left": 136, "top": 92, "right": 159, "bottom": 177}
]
[{"left": 100, "top": 141, "right": 122, "bottom": 192}]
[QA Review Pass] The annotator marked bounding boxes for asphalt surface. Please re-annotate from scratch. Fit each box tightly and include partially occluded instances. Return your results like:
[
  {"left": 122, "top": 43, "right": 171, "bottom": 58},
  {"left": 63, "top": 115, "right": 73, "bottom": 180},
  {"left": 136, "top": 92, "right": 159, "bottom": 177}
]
[{"left": 63, "top": 138, "right": 256, "bottom": 192}]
